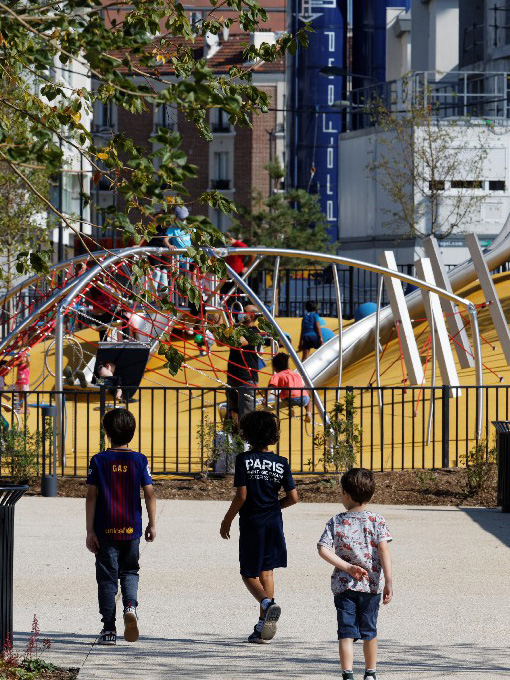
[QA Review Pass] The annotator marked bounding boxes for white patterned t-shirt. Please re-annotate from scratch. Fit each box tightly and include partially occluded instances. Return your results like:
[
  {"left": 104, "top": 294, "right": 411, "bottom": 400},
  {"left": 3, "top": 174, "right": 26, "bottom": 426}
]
[{"left": 318, "top": 511, "right": 392, "bottom": 595}]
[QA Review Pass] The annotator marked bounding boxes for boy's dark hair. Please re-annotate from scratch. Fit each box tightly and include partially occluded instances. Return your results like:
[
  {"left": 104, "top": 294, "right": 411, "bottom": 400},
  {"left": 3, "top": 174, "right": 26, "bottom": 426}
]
[
  {"left": 272, "top": 352, "right": 289, "bottom": 373},
  {"left": 305, "top": 300, "right": 317, "bottom": 313},
  {"left": 239, "top": 411, "right": 280, "bottom": 450},
  {"left": 341, "top": 468, "right": 375, "bottom": 504},
  {"left": 102, "top": 408, "right": 136, "bottom": 446}
]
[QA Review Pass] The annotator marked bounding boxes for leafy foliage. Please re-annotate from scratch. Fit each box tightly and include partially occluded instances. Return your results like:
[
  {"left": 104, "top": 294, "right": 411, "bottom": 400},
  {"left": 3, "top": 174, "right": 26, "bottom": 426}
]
[
  {"left": 314, "top": 390, "right": 361, "bottom": 473},
  {"left": 0, "top": 0, "right": 311, "bottom": 256},
  {"left": 0, "top": 425, "right": 40, "bottom": 483},
  {"left": 0, "top": 0, "right": 311, "bottom": 375},
  {"left": 196, "top": 414, "right": 244, "bottom": 477},
  {"left": 461, "top": 437, "right": 496, "bottom": 495},
  {"left": 1, "top": 615, "right": 54, "bottom": 680},
  {"left": 0, "top": 93, "right": 51, "bottom": 288}
]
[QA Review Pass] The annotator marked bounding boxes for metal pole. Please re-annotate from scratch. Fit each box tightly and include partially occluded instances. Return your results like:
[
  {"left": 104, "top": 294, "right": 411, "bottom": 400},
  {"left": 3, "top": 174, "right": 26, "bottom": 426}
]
[
  {"left": 375, "top": 276, "right": 384, "bottom": 454},
  {"left": 41, "top": 405, "right": 57, "bottom": 497},
  {"left": 219, "top": 254, "right": 265, "bottom": 307},
  {"left": 332, "top": 265, "right": 343, "bottom": 392},
  {"left": 54, "top": 307, "right": 65, "bottom": 470},
  {"left": 427, "top": 309, "right": 436, "bottom": 446},
  {"left": 468, "top": 303, "right": 484, "bottom": 439},
  {"left": 271, "top": 256, "right": 281, "bottom": 356}
]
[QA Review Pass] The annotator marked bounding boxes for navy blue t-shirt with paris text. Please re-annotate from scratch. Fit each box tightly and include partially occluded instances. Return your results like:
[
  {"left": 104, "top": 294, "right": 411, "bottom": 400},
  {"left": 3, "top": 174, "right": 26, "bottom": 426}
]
[
  {"left": 234, "top": 450, "right": 295, "bottom": 520},
  {"left": 87, "top": 449, "right": 153, "bottom": 541}
]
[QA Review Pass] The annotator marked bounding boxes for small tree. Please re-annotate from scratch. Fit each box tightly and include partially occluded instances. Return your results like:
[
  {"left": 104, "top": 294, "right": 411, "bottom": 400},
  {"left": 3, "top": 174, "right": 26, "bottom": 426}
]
[
  {"left": 232, "top": 162, "right": 336, "bottom": 266},
  {"left": 367, "top": 80, "right": 489, "bottom": 240},
  {"left": 0, "top": 100, "right": 51, "bottom": 290},
  {"left": 314, "top": 391, "right": 361, "bottom": 474}
]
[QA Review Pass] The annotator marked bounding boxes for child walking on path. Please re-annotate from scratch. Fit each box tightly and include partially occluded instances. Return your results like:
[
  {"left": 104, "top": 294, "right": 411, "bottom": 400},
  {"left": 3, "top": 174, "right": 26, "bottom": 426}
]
[
  {"left": 220, "top": 411, "right": 298, "bottom": 643},
  {"left": 317, "top": 468, "right": 392, "bottom": 680},
  {"left": 86, "top": 408, "right": 157, "bottom": 646}
]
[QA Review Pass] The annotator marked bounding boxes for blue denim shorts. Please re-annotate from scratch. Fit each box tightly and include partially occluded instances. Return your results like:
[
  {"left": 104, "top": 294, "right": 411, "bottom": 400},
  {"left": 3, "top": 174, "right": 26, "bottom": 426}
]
[
  {"left": 281, "top": 395, "right": 310, "bottom": 407},
  {"left": 334, "top": 590, "right": 381, "bottom": 640}
]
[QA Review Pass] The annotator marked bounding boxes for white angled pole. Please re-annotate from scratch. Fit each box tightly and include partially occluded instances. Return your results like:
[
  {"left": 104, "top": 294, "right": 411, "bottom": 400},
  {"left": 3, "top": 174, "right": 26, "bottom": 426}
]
[
  {"left": 379, "top": 251, "right": 424, "bottom": 385},
  {"left": 415, "top": 258, "right": 461, "bottom": 398},
  {"left": 466, "top": 233, "right": 510, "bottom": 365},
  {"left": 423, "top": 236, "right": 474, "bottom": 368}
]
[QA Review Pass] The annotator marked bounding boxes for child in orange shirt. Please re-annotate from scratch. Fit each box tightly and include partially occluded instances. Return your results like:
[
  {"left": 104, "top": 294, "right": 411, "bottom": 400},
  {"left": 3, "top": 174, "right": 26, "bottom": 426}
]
[{"left": 265, "top": 352, "right": 313, "bottom": 422}]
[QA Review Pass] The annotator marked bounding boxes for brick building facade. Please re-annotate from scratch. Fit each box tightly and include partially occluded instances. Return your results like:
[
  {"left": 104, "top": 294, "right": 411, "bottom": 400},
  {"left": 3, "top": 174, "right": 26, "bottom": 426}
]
[{"left": 90, "top": 33, "right": 286, "bottom": 245}]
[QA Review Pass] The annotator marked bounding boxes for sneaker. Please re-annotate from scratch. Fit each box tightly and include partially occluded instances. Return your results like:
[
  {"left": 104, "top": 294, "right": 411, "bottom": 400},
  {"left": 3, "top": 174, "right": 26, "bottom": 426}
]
[
  {"left": 123, "top": 606, "right": 139, "bottom": 642},
  {"left": 260, "top": 600, "right": 281, "bottom": 641},
  {"left": 364, "top": 673, "right": 377, "bottom": 680},
  {"left": 63, "top": 366, "right": 74, "bottom": 386},
  {"left": 248, "top": 626, "right": 264, "bottom": 644},
  {"left": 97, "top": 629, "right": 116, "bottom": 645},
  {"left": 342, "top": 673, "right": 354, "bottom": 680},
  {"left": 75, "top": 369, "right": 88, "bottom": 389}
]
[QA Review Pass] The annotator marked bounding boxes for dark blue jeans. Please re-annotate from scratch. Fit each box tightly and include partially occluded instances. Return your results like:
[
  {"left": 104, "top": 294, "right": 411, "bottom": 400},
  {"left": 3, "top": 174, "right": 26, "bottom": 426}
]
[{"left": 96, "top": 538, "right": 140, "bottom": 630}]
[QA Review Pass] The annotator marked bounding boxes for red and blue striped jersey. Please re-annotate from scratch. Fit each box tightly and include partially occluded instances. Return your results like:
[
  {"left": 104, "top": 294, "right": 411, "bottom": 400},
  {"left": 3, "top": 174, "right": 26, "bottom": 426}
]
[{"left": 87, "top": 449, "right": 153, "bottom": 541}]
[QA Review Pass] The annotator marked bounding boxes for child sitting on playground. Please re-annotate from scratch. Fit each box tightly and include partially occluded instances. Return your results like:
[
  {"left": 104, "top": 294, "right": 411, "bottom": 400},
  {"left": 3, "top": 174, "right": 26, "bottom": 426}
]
[
  {"left": 298, "top": 300, "right": 323, "bottom": 361},
  {"left": 265, "top": 352, "right": 313, "bottom": 423},
  {"left": 86, "top": 408, "right": 156, "bottom": 646},
  {"left": 317, "top": 468, "right": 393, "bottom": 680},
  {"left": 97, "top": 361, "right": 122, "bottom": 401},
  {"left": 220, "top": 410, "right": 298, "bottom": 643}
]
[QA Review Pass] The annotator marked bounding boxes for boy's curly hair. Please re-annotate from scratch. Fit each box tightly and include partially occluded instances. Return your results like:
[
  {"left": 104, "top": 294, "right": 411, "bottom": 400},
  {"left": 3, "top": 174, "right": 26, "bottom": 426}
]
[
  {"left": 341, "top": 468, "right": 375, "bottom": 504},
  {"left": 239, "top": 411, "right": 280, "bottom": 450}
]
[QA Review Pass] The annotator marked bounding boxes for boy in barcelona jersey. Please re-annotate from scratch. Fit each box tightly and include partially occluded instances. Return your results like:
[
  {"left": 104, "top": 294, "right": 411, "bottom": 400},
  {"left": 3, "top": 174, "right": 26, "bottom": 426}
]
[
  {"left": 220, "top": 411, "right": 298, "bottom": 643},
  {"left": 86, "top": 408, "right": 157, "bottom": 646},
  {"left": 317, "top": 468, "right": 392, "bottom": 680}
]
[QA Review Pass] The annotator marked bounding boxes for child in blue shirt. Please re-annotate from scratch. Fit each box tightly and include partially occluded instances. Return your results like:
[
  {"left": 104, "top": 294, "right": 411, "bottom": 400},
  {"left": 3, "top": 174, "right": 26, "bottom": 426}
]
[
  {"left": 298, "top": 300, "right": 323, "bottom": 360},
  {"left": 86, "top": 408, "right": 156, "bottom": 646}
]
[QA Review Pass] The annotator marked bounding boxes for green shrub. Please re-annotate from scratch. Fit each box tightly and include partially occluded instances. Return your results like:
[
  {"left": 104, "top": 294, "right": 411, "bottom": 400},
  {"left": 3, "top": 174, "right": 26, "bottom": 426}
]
[
  {"left": 0, "top": 427, "right": 40, "bottom": 483},
  {"left": 461, "top": 438, "right": 496, "bottom": 495},
  {"left": 314, "top": 391, "right": 361, "bottom": 474}
]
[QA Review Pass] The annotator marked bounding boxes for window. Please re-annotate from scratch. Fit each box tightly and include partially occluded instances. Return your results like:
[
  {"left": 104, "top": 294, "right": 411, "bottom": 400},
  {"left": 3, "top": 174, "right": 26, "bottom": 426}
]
[
  {"left": 429, "top": 180, "right": 445, "bottom": 191},
  {"left": 94, "top": 101, "right": 115, "bottom": 132},
  {"left": 154, "top": 103, "right": 178, "bottom": 132},
  {"left": 211, "top": 108, "right": 231, "bottom": 133},
  {"left": 212, "top": 152, "right": 230, "bottom": 189},
  {"left": 190, "top": 10, "right": 203, "bottom": 34},
  {"left": 489, "top": 180, "right": 506, "bottom": 191},
  {"left": 451, "top": 180, "right": 483, "bottom": 189}
]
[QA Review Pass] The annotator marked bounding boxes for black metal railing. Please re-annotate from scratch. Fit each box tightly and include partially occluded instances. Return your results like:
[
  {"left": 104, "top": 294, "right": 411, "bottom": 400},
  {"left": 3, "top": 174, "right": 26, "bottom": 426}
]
[
  {"left": 247, "top": 265, "right": 415, "bottom": 318},
  {"left": 0, "top": 385, "right": 505, "bottom": 478}
]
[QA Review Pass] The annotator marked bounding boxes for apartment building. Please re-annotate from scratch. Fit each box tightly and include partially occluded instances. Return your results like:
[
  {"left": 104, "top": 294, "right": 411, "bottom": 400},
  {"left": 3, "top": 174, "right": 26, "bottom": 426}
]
[{"left": 90, "top": 32, "right": 286, "bottom": 247}]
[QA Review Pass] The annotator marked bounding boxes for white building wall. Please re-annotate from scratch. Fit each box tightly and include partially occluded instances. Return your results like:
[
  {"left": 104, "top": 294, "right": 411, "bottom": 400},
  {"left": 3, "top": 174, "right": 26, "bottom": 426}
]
[
  {"left": 410, "top": 0, "right": 459, "bottom": 73},
  {"left": 339, "top": 123, "right": 510, "bottom": 267},
  {"left": 49, "top": 57, "right": 92, "bottom": 252},
  {"left": 386, "top": 9, "right": 411, "bottom": 81}
]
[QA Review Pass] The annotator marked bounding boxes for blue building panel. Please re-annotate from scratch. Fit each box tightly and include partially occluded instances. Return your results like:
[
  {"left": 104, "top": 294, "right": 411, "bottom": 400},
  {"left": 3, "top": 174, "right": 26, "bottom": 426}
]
[{"left": 289, "top": 0, "right": 347, "bottom": 243}]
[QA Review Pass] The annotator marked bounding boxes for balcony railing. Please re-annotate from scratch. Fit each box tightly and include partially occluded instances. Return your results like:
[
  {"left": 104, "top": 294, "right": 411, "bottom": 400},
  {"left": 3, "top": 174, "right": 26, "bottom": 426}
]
[{"left": 346, "top": 71, "right": 510, "bottom": 131}]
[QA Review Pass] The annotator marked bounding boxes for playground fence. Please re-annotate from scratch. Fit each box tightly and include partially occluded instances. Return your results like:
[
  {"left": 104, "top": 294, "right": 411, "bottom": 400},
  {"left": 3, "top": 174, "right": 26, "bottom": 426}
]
[{"left": 0, "top": 385, "right": 505, "bottom": 478}]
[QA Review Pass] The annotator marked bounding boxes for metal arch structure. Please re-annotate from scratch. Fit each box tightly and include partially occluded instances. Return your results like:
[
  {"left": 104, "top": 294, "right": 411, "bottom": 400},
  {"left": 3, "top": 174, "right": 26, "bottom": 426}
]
[
  {"left": 0, "top": 244, "right": 489, "bottom": 456},
  {"left": 215, "top": 245, "right": 484, "bottom": 435}
]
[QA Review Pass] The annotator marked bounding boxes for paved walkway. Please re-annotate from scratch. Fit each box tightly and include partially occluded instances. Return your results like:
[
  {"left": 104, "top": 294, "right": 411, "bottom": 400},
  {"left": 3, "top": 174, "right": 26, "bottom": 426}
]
[{"left": 11, "top": 498, "right": 510, "bottom": 679}]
